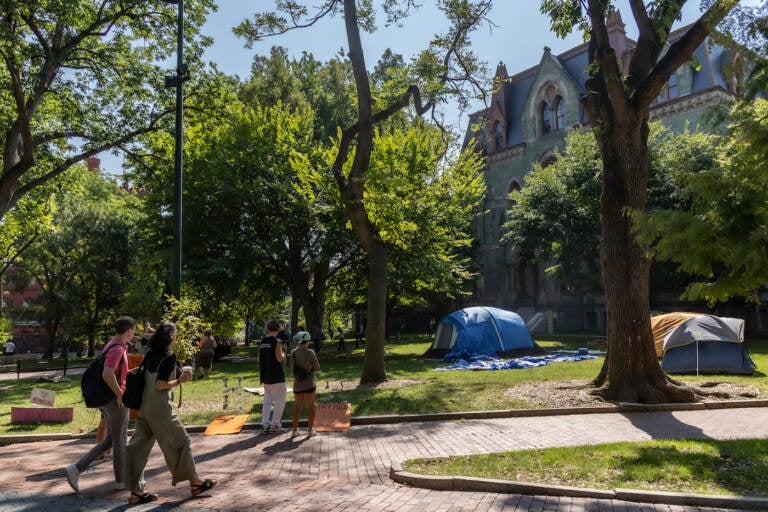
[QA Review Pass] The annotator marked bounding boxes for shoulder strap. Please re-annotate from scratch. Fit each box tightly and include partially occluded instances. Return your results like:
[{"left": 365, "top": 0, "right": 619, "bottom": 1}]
[{"left": 150, "top": 352, "right": 173, "bottom": 373}]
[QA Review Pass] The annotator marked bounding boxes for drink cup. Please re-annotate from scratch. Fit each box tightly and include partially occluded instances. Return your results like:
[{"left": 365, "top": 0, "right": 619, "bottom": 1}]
[{"left": 182, "top": 366, "right": 193, "bottom": 378}]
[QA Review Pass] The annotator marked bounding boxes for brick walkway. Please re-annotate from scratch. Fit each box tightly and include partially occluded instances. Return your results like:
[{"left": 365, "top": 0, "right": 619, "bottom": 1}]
[{"left": 1, "top": 407, "right": 767, "bottom": 511}]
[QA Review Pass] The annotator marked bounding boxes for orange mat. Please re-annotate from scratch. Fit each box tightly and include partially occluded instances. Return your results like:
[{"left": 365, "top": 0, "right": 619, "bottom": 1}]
[
  {"left": 314, "top": 402, "right": 351, "bottom": 432},
  {"left": 204, "top": 414, "right": 249, "bottom": 435}
]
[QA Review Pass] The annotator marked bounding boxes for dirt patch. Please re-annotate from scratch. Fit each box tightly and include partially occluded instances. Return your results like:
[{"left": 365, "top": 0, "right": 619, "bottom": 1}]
[
  {"left": 318, "top": 379, "right": 426, "bottom": 391},
  {"left": 505, "top": 379, "right": 765, "bottom": 408}
]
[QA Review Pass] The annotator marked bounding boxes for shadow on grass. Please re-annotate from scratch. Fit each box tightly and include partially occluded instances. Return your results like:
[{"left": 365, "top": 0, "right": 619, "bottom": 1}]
[{"left": 620, "top": 439, "right": 768, "bottom": 497}]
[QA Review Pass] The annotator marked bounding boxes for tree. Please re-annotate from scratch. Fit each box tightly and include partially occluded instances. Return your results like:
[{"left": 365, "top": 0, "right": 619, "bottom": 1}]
[
  {"left": 540, "top": 0, "right": 739, "bottom": 402},
  {"left": 239, "top": 48, "right": 360, "bottom": 341},
  {"left": 237, "top": 0, "right": 492, "bottom": 383},
  {"left": 21, "top": 168, "right": 144, "bottom": 357},
  {"left": 504, "top": 124, "right": 716, "bottom": 295},
  {"left": 0, "top": 0, "right": 213, "bottom": 221},
  {"left": 634, "top": 99, "right": 768, "bottom": 305},
  {"left": 504, "top": 129, "right": 604, "bottom": 294},
  {"left": 364, "top": 123, "right": 485, "bottom": 307}
]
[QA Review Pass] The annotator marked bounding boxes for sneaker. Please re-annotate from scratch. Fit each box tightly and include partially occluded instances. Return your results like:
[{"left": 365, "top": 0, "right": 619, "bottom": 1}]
[
  {"left": 270, "top": 426, "right": 286, "bottom": 434},
  {"left": 65, "top": 464, "right": 80, "bottom": 492},
  {"left": 260, "top": 425, "right": 270, "bottom": 435},
  {"left": 307, "top": 428, "right": 316, "bottom": 437},
  {"left": 291, "top": 428, "right": 298, "bottom": 436}
]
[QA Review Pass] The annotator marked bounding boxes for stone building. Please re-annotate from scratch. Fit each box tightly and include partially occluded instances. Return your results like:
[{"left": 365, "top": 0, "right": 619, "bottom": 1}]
[{"left": 465, "top": 11, "right": 746, "bottom": 332}]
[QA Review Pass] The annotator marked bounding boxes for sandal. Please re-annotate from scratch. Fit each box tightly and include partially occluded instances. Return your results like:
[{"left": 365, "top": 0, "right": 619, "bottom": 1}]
[
  {"left": 128, "top": 492, "right": 158, "bottom": 504},
  {"left": 190, "top": 478, "right": 217, "bottom": 496}
]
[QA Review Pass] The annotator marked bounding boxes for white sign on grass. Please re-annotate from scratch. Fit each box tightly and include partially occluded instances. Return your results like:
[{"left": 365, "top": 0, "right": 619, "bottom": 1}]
[{"left": 30, "top": 388, "right": 55, "bottom": 407}]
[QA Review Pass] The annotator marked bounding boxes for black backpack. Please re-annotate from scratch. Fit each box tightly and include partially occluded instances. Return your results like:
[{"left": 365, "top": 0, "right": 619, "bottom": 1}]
[{"left": 81, "top": 344, "right": 123, "bottom": 408}]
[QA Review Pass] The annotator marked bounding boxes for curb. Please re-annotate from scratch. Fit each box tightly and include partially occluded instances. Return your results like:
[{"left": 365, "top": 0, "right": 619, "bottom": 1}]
[{"left": 390, "top": 465, "right": 768, "bottom": 509}]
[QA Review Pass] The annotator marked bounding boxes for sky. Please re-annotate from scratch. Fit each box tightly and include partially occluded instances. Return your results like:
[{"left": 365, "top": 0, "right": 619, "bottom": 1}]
[{"left": 98, "top": 1, "right": 713, "bottom": 176}]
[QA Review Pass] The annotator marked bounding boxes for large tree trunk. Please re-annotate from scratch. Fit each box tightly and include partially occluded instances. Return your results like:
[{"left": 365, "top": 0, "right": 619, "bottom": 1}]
[
  {"left": 592, "top": 111, "right": 693, "bottom": 403},
  {"left": 361, "top": 239, "right": 388, "bottom": 383},
  {"left": 300, "top": 285, "right": 326, "bottom": 351}
]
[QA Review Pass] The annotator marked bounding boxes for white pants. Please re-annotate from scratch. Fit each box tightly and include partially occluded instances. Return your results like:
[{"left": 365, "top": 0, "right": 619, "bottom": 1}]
[{"left": 261, "top": 382, "right": 287, "bottom": 428}]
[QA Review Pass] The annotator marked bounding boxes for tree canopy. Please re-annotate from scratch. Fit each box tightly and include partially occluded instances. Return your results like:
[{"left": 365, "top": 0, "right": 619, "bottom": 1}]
[
  {"left": 634, "top": 99, "right": 768, "bottom": 305},
  {"left": 0, "top": 0, "right": 213, "bottom": 220},
  {"left": 237, "top": 0, "right": 493, "bottom": 383},
  {"left": 504, "top": 124, "right": 718, "bottom": 295}
]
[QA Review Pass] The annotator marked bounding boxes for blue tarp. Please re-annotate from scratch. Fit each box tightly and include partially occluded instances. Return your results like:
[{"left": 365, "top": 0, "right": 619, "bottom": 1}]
[
  {"left": 435, "top": 352, "right": 599, "bottom": 371},
  {"left": 441, "top": 307, "right": 535, "bottom": 361}
]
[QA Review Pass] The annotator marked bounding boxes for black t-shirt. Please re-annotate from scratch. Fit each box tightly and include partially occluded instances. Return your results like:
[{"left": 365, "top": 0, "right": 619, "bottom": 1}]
[
  {"left": 258, "top": 335, "right": 285, "bottom": 384},
  {"left": 143, "top": 349, "right": 179, "bottom": 382}
]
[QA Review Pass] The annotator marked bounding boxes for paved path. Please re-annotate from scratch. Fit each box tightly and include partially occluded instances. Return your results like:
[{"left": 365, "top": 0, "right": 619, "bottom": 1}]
[{"left": 1, "top": 407, "right": 767, "bottom": 511}]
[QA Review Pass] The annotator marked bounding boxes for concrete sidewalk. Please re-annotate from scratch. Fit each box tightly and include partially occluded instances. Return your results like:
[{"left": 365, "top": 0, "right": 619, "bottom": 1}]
[{"left": 1, "top": 405, "right": 768, "bottom": 511}]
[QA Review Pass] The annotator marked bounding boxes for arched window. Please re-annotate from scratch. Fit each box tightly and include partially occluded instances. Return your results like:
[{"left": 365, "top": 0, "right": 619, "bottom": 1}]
[
  {"left": 668, "top": 74, "right": 678, "bottom": 99},
  {"left": 540, "top": 101, "right": 551, "bottom": 135},
  {"left": 494, "top": 122, "right": 504, "bottom": 150},
  {"left": 555, "top": 96, "right": 565, "bottom": 130}
]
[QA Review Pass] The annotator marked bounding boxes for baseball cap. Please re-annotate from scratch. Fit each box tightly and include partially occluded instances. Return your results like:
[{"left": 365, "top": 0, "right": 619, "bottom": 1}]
[{"left": 294, "top": 331, "right": 311, "bottom": 343}]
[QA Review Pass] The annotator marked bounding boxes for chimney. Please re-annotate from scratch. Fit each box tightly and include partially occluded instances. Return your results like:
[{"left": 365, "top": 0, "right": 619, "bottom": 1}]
[
  {"left": 606, "top": 8, "right": 629, "bottom": 74},
  {"left": 86, "top": 156, "right": 101, "bottom": 172}
]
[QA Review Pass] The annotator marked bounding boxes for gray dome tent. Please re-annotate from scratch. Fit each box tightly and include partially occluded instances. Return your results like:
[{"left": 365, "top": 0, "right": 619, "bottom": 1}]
[{"left": 651, "top": 313, "right": 756, "bottom": 375}]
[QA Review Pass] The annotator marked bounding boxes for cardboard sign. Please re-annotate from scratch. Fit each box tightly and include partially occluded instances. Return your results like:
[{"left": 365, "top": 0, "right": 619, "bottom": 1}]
[
  {"left": 204, "top": 414, "right": 249, "bottom": 435},
  {"left": 30, "top": 388, "right": 55, "bottom": 407},
  {"left": 314, "top": 402, "right": 351, "bottom": 432}
]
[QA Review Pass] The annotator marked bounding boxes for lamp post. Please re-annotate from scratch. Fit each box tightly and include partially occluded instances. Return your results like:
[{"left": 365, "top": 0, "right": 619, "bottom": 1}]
[{"left": 164, "top": 0, "right": 189, "bottom": 300}]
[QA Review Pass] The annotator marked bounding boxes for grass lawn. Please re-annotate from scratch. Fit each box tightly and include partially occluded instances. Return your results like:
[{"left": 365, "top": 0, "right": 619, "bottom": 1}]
[
  {"left": 401, "top": 438, "right": 768, "bottom": 498},
  {"left": 0, "top": 334, "right": 766, "bottom": 437}
]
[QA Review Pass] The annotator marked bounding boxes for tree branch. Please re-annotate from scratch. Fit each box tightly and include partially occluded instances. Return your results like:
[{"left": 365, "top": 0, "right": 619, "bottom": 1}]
[
  {"left": 586, "top": 0, "right": 628, "bottom": 121},
  {"left": 15, "top": 122, "right": 165, "bottom": 199},
  {"left": 633, "top": 0, "right": 740, "bottom": 107}
]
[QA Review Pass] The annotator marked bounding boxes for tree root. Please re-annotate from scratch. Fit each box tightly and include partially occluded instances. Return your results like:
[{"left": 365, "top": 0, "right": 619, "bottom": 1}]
[{"left": 589, "top": 376, "right": 695, "bottom": 404}]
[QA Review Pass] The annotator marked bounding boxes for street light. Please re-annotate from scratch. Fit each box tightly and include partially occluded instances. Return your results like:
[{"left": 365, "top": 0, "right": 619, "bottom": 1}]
[{"left": 163, "top": 0, "right": 189, "bottom": 300}]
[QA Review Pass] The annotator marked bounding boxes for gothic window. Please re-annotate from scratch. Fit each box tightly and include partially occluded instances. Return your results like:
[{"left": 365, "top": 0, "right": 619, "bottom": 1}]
[
  {"left": 555, "top": 96, "right": 565, "bottom": 130},
  {"left": 655, "top": 74, "right": 678, "bottom": 104},
  {"left": 668, "top": 74, "right": 678, "bottom": 99},
  {"left": 540, "top": 101, "right": 551, "bottom": 135},
  {"left": 494, "top": 122, "right": 504, "bottom": 150}
]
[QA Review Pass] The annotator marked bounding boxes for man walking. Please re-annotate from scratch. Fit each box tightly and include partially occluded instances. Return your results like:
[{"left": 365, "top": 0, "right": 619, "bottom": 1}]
[{"left": 65, "top": 316, "right": 136, "bottom": 492}]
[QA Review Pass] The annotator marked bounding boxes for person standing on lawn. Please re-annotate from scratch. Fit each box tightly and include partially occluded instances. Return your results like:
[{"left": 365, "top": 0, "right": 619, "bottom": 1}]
[
  {"left": 258, "top": 319, "right": 287, "bottom": 434},
  {"left": 65, "top": 316, "right": 135, "bottom": 493},
  {"left": 195, "top": 327, "right": 217, "bottom": 378},
  {"left": 123, "top": 322, "right": 217, "bottom": 504},
  {"left": 290, "top": 332, "right": 320, "bottom": 436}
]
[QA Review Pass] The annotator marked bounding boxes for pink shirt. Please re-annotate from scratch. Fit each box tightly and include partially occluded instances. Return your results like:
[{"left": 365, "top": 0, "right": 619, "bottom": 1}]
[{"left": 102, "top": 338, "right": 128, "bottom": 391}]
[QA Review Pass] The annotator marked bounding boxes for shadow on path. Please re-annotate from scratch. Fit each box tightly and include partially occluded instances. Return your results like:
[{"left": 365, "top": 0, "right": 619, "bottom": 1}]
[{"left": 622, "top": 411, "right": 707, "bottom": 440}]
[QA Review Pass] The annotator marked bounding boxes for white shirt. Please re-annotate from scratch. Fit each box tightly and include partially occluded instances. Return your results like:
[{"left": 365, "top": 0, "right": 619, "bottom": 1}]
[{"left": 5, "top": 341, "right": 15, "bottom": 354}]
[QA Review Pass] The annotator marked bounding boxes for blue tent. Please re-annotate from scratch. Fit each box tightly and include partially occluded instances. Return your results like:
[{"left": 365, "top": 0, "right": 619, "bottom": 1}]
[{"left": 425, "top": 307, "right": 538, "bottom": 360}]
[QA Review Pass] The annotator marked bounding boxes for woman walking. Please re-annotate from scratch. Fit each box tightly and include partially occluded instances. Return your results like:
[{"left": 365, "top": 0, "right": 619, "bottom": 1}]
[{"left": 123, "top": 322, "right": 217, "bottom": 504}]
